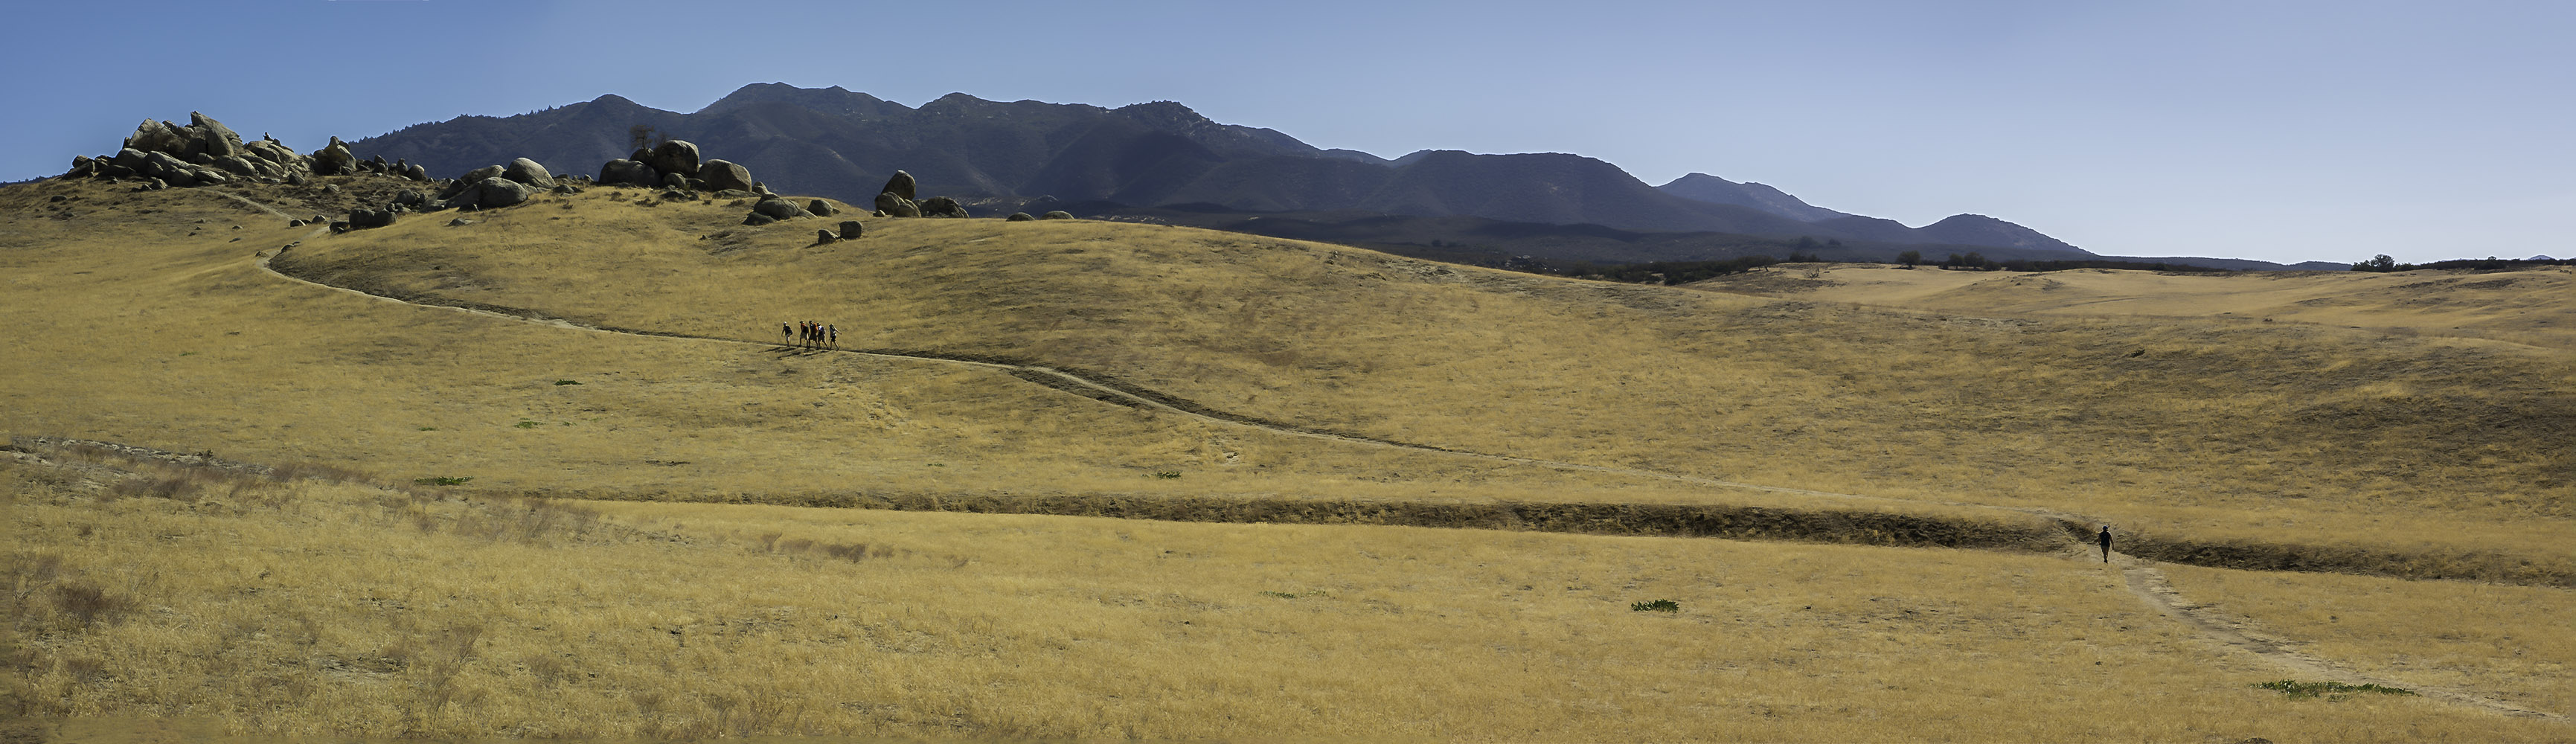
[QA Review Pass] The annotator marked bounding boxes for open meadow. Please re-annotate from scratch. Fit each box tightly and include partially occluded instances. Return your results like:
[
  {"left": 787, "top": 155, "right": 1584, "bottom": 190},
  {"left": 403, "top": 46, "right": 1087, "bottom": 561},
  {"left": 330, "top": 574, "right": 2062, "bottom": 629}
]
[{"left": 1, "top": 174, "right": 2568, "bottom": 740}]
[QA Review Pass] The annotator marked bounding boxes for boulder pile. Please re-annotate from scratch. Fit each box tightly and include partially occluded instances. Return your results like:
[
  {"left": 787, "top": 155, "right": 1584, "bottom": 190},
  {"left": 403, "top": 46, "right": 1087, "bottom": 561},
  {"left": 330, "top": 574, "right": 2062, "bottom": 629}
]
[
  {"left": 55, "top": 112, "right": 438, "bottom": 190},
  {"left": 597, "top": 139, "right": 758, "bottom": 194},
  {"left": 867, "top": 170, "right": 971, "bottom": 218}
]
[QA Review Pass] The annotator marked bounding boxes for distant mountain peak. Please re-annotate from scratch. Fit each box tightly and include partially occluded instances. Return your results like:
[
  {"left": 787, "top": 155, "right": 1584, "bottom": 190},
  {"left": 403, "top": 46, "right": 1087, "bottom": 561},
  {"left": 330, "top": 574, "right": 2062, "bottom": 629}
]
[
  {"left": 700, "top": 83, "right": 899, "bottom": 117},
  {"left": 1656, "top": 173, "right": 1850, "bottom": 223}
]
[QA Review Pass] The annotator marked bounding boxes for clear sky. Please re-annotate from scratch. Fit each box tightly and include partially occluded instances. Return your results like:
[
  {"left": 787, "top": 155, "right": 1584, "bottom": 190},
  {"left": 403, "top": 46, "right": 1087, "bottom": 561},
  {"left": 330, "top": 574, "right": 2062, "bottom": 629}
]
[{"left": 4, "top": 0, "right": 2567, "bottom": 264}]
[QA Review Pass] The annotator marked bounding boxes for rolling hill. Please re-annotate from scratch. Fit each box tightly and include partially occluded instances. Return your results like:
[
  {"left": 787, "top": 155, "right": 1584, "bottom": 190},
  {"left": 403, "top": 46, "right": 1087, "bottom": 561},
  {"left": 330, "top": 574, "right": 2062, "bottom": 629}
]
[{"left": 4, "top": 167, "right": 2569, "bottom": 740}]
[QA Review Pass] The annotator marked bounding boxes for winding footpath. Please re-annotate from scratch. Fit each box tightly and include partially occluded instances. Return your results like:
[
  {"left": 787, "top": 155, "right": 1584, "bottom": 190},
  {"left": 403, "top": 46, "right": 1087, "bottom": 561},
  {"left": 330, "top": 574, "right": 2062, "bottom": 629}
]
[{"left": 222, "top": 190, "right": 2560, "bottom": 722}]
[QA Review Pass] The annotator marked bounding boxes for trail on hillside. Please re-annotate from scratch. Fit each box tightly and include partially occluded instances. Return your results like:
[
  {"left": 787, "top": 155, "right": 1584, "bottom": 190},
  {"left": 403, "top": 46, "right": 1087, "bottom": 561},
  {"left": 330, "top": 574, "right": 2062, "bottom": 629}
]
[{"left": 222, "top": 192, "right": 2560, "bottom": 721}]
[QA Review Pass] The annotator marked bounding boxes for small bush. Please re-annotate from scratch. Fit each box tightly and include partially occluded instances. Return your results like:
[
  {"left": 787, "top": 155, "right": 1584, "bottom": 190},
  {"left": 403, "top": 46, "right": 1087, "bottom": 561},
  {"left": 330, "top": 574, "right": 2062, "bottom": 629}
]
[
  {"left": 553, "top": 379, "right": 581, "bottom": 385},
  {"left": 513, "top": 420, "right": 540, "bottom": 429},
  {"left": 2252, "top": 679, "right": 2415, "bottom": 700},
  {"left": 1150, "top": 471, "right": 1182, "bottom": 479},
  {"left": 414, "top": 476, "right": 474, "bottom": 486},
  {"left": 1630, "top": 599, "right": 1680, "bottom": 613},
  {"left": 54, "top": 583, "right": 135, "bottom": 626}
]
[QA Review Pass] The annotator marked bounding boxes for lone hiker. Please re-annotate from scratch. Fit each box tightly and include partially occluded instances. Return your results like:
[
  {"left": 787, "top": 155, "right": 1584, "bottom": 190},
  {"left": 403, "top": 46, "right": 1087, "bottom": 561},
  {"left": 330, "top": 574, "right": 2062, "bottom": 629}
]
[
  {"left": 2098, "top": 525, "right": 2112, "bottom": 563},
  {"left": 781, "top": 322, "right": 793, "bottom": 346}
]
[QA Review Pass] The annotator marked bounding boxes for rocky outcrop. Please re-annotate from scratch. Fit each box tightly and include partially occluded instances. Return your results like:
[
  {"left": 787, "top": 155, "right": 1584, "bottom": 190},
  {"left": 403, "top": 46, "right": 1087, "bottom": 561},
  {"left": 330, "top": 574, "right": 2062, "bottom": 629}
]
[
  {"left": 917, "top": 196, "right": 968, "bottom": 218},
  {"left": 807, "top": 199, "right": 838, "bottom": 217},
  {"left": 1040, "top": 211, "right": 1074, "bottom": 220},
  {"left": 1006, "top": 212, "right": 1035, "bottom": 221},
  {"left": 62, "top": 113, "right": 329, "bottom": 186},
  {"left": 839, "top": 220, "right": 865, "bottom": 239},
  {"left": 598, "top": 159, "right": 659, "bottom": 187},
  {"left": 312, "top": 137, "right": 357, "bottom": 176},
  {"left": 442, "top": 177, "right": 536, "bottom": 211},
  {"left": 700, "top": 159, "right": 753, "bottom": 192},
  {"left": 503, "top": 158, "right": 556, "bottom": 188},
  {"left": 874, "top": 191, "right": 920, "bottom": 217},
  {"left": 750, "top": 196, "right": 813, "bottom": 220},
  {"left": 643, "top": 140, "right": 700, "bottom": 179},
  {"left": 880, "top": 170, "right": 916, "bottom": 201},
  {"left": 347, "top": 208, "right": 397, "bottom": 230}
]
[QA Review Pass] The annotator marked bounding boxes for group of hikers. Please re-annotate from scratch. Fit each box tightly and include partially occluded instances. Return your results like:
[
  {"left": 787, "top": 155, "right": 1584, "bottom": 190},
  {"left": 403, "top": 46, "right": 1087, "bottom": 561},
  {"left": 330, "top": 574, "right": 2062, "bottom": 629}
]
[{"left": 784, "top": 321, "right": 837, "bottom": 349}]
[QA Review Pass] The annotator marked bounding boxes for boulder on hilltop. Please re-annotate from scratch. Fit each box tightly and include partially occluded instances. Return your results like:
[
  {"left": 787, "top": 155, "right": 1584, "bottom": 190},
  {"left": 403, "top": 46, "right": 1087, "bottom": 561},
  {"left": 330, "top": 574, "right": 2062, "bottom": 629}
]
[
  {"left": 880, "top": 170, "right": 916, "bottom": 201},
  {"left": 504, "top": 158, "right": 556, "bottom": 188},
  {"left": 63, "top": 113, "right": 322, "bottom": 185},
  {"left": 700, "top": 158, "right": 754, "bottom": 193}
]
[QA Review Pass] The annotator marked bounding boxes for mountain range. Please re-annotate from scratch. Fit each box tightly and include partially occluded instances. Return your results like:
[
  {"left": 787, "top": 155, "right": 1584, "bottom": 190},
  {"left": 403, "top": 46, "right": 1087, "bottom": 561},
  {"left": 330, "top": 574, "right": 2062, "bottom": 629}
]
[{"left": 349, "top": 84, "right": 2101, "bottom": 256}]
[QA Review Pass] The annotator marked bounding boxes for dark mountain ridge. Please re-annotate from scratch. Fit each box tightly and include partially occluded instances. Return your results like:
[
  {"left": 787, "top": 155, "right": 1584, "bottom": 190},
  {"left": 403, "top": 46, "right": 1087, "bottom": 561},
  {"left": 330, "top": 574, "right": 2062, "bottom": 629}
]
[{"left": 348, "top": 83, "right": 2089, "bottom": 258}]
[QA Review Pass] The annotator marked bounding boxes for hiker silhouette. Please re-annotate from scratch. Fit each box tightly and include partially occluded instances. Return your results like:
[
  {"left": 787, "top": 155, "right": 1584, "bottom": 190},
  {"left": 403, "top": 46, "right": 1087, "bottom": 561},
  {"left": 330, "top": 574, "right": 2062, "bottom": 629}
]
[{"left": 2098, "top": 526, "right": 2112, "bottom": 563}]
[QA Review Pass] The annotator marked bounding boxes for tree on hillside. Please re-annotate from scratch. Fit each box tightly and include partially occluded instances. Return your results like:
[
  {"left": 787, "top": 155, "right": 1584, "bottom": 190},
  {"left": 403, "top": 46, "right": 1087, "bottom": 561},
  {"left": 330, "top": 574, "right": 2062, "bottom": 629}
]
[
  {"left": 1897, "top": 250, "right": 1923, "bottom": 266},
  {"left": 628, "top": 124, "right": 666, "bottom": 152},
  {"left": 2352, "top": 254, "right": 2400, "bottom": 272}
]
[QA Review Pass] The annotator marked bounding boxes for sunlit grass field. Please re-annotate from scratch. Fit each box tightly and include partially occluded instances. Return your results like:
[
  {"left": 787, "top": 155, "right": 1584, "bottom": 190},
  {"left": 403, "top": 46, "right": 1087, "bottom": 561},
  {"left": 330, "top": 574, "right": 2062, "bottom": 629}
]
[
  {"left": 7, "top": 450, "right": 2563, "bottom": 742},
  {"left": 3, "top": 176, "right": 2569, "bottom": 740},
  {"left": 263, "top": 181, "right": 2572, "bottom": 572}
]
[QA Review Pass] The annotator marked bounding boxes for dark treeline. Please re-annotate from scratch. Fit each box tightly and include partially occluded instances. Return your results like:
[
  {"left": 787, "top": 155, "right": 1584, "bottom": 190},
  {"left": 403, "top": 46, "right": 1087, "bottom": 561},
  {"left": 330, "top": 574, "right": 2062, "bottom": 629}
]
[{"left": 2351, "top": 254, "right": 2573, "bottom": 272}]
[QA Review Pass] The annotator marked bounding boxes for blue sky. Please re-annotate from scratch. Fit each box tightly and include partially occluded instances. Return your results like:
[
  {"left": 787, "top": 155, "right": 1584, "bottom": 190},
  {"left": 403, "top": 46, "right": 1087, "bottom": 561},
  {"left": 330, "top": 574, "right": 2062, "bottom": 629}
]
[{"left": 4, "top": 0, "right": 2567, "bottom": 264}]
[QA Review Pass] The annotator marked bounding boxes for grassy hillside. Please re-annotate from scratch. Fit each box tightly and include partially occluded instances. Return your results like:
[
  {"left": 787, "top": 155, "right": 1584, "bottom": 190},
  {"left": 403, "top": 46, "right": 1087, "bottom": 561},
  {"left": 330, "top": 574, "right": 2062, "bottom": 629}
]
[
  {"left": 3, "top": 174, "right": 2569, "bottom": 740},
  {"left": 260, "top": 182, "right": 2572, "bottom": 575},
  {"left": 1693, "top": 263, "right": 2574, "bottom": 350}
]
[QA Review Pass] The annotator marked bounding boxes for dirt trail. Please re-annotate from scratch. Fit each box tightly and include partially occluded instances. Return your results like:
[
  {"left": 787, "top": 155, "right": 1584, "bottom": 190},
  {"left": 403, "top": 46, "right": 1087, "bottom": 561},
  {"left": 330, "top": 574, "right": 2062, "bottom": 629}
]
[{"left": 221, "top": 193, "right": 2561, "bottom": 721}]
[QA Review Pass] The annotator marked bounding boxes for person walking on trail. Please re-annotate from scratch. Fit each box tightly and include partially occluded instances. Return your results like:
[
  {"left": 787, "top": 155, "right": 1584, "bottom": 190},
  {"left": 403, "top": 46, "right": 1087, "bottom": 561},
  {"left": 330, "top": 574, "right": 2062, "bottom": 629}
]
[
  {"left": 2098, "top": 525, "right": 2113, "bottom": 563},
  {"left": 827, "top": 324, "right": 837, "bottom": 347},
  {"left": 781, "top": 321, "right": 792, "bottom": 346}
]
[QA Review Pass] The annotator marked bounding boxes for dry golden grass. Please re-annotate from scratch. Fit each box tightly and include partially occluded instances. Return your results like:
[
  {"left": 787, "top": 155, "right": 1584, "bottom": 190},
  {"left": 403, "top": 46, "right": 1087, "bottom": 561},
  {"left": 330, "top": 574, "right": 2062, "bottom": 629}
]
[
  {"left": 4, "top": 176, "right": 2571, "bottom": 740},
  {"left": 7, "top": 450, "right": 2564, "bottom": 742},
  {"left": 2158, "top": 563, "right": 2576, "bottom": 717},
  {"left": 254, "top": 181, "right": 2572, "bottom": 574},
  {"left": 1695, "top": 263, "right": 2575, "bottom": 350}
]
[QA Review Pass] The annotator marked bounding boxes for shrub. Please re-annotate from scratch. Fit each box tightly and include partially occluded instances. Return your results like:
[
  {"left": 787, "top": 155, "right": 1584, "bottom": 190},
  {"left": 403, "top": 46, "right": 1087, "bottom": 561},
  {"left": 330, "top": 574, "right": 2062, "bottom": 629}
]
[
  {"left": 2252, "top": 679, "right": 2415, "bottom": 700},
  {"left": 1630, "top": 599, "right": 1680, "bottom": 613},
  {"left": 414, "top": 476, "right": 474, "bottom": 486},
  {"left": 54, "top": 583, "right": 134, "bottom": 626}
]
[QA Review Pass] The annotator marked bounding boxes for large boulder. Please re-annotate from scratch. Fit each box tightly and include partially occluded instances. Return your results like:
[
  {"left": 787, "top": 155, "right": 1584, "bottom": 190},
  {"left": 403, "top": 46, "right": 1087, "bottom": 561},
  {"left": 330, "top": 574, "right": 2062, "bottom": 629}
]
[
  {"left": 443, "top": 177, "right": 536, "bottom": 211},
  {"left": 63, "top": 155, "right": 95, "bottom": 179},
  {"left": 598, "top": 159, "right": 659, "bottom": 187},
  {"left": 874, "top": 191, "right": 920, "bottom": 217},
  {"left": 503, "top": 158, "right": 556, "bottom": 188},
  {"left": 458, "top": 164, "right": 505, "bottom": 184},
  {"left": 1005, "top": 212, "right": 1035, "bottom": 222},
  {"left": 1039, "top": 211, "right": 1074, "bottom": 220},
  {"left": 644, "top": 140, "right": 700, "bottom": 178},
  {"left": 347, "top": 208, "right": 397, "bottom": 230},
  {"left": 751, "top": 196, "right": 813, "bottom": 220},
  {"left": 880, "top": 170, "right": 917, "bottom": 201},
  {"left": 212, "top": 155, "right": 260, "bottom": 177},
  {"left": 124, "top": 120, "right": 188, "bottom": 155},
  {"left": 839, "top": 220, "right": 865, "bottom": 239},
  {"left": 312, "top": 137, "right": 356, "bottom": 176},
  {"left": 807, "top": 199, "right": 838, "bottom": 217},
  {"left": 699, "top": 159, "right": 754, "bottom": 193},
  {"left": 917, "top": 196, "right": 968, "bottom": 218},
  {"left": 188, "top": 112, "right": 244, "bottom": 158}
]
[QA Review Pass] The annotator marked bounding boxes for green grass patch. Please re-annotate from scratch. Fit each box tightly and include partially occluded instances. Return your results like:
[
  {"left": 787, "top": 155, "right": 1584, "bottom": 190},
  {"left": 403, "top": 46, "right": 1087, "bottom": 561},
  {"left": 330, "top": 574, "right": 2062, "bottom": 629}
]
[{"left": 2252, "top": 679, "right": 2415, "bottom": 700}]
